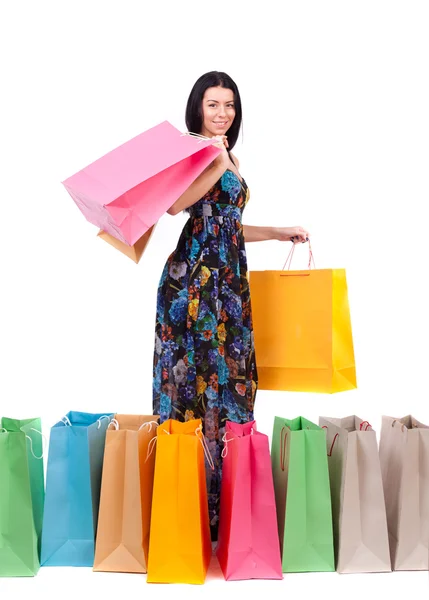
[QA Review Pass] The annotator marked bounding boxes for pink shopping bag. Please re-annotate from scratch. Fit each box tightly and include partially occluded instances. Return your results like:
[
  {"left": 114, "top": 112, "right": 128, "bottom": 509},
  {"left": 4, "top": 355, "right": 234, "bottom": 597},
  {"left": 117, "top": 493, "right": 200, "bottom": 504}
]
[
  {"left": 62, "top": 121, "right": 221, "bottom": 246},
  {"left": 216, "top": 421, "right": 283, "bottom": 581}
]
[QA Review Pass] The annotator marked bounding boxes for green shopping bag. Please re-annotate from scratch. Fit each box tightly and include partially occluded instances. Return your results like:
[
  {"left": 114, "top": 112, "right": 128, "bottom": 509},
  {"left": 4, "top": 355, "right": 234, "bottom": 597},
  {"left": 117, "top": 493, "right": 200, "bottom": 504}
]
[
  {"left": 0, "top": 417, "right": 45, "bottom": 577},
  {"left": 271, "top": 416, "right": 335, "bottom": 572}
]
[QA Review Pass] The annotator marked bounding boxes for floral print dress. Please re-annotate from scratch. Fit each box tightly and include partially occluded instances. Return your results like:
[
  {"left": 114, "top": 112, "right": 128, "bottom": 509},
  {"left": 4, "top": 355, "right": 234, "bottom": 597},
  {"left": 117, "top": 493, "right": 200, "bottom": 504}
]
[{"left": 152, "top": 167, "right": 258, "bottom": 540}]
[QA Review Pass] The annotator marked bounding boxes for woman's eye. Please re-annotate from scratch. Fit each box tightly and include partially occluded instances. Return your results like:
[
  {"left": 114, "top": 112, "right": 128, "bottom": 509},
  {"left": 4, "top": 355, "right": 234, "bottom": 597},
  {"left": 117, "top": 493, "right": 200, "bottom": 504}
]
[{"left": 208, "top": 104, "right": 234, "bottom": 108}]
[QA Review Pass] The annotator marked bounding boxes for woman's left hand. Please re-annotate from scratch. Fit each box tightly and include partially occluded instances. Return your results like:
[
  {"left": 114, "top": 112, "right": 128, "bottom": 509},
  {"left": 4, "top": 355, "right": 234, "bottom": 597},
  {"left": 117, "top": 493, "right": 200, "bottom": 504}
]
[{"left": 275, "top": 226, "right": 310, "bottom": 243}]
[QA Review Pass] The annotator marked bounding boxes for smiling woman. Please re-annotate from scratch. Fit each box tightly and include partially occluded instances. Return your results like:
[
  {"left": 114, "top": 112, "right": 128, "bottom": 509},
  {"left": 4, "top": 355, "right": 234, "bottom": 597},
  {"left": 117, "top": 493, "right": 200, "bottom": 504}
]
[
  {"left": 152, "top": 71, "right": 309, "bottom": 541},
  {"left": 201, "top": 88, "right": 237, "bottom": 135}
]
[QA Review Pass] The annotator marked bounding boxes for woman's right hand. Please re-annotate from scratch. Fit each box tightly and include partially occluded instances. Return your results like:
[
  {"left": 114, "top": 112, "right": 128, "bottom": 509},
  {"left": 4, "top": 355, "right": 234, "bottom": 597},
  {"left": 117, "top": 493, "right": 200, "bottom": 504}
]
[{"left": 211, "top": 135, "right": 230, "bottom": 171}]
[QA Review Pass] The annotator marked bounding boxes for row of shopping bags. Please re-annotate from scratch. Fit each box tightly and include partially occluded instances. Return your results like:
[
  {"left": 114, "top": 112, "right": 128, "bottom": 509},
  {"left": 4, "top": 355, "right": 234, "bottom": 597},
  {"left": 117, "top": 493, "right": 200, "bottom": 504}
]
[{"left": 1, "top": 413, "right": 429, "bottom": 581}]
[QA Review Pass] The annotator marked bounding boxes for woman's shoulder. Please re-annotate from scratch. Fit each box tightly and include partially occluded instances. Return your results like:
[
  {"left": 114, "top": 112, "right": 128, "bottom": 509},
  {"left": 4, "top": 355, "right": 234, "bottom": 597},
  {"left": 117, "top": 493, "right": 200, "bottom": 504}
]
[{"left": 229, "top": 151, "right": 240, "bottom": 169}]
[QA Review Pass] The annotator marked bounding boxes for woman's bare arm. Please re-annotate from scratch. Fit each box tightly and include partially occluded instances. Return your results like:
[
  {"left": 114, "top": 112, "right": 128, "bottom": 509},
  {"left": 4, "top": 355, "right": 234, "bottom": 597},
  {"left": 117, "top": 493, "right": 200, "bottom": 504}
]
[
  {"left": 168, "top": 141, "right": 231, "bottom": 216},
  {"left": 230, "top": 154, "right": 310, "bottom": 243},
  {"left": 242, "top": 225, "right": 279, "bottom": 242},
  {"left": 243, "top": 225, "right": 309, "bottom": 243}
]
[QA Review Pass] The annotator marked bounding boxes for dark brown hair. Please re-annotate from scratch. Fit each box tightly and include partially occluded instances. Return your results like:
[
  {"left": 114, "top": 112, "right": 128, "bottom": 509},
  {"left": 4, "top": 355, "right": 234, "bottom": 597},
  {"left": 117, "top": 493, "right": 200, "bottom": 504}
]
[{"left": 185, "top": 71, "right": 242, "bottom": 151}]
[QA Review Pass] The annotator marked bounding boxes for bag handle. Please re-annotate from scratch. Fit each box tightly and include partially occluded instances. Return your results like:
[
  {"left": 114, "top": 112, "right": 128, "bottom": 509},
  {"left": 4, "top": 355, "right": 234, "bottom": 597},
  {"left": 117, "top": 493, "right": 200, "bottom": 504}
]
[
  {"left": 321, "top": 426, "right": 339, "bottom": 457},
  {"left": 145, "top": 436, "right": 158, "bottom": 462},
  {"left": 25, "top": 428, "right": 48, "bottom": 460},
  {"left": 195, "top": 425, "right": 215, "bottom": 471},
  {"left": 280, "top": 426, "right": 288, "bottom": 471},
  {"left": 180, "top": 131, "right": 211, "bottom": 142},
  {"left": 139, "top": 420, "right": 159, "bottom": 433},
  {"left": 282, "top": 239, "right": 315, "bottom": 272},
  {"left": 97, "top": 415, "right": 112, "bottom": 429},
  {"left": 61, "top": 414, "right": 112, "bottom": 429},
  {"left": 391, "top": 419, "right": 407, "bottom": 432},
  {"left": 145, "top": 426, "right": 170, "bottom": 463},
  {"left": 359, "top": 420, "right": 372, "bottom": 431},
  {"left": 180, "top": 131, "right": 222, "bottom": 147},
  {"left": 221, "top": 432, "right": 235, "bottom": 458},
  {"left": 144, "top": 424, "right": 215, "bottom": 471}
]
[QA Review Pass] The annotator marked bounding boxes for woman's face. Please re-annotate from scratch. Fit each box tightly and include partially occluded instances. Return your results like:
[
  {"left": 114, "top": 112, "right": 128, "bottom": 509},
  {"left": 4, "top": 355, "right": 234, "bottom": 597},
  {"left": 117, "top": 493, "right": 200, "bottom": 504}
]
[{"left": 200, "top": 86, "right": 236, "bottom": 138}]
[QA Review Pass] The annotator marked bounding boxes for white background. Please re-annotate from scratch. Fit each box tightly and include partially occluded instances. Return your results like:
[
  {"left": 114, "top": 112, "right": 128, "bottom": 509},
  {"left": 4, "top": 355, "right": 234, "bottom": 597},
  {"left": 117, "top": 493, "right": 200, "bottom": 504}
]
[{"left": 1, "top": 0, "right": 429, "bottom": 596}]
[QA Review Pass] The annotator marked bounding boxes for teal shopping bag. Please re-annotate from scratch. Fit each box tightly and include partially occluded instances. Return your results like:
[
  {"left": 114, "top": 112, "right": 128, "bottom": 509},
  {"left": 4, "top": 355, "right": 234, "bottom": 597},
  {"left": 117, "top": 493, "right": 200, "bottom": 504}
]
[
  {"left": 271, "top": 416, "right": 335, "bottom": 572},
  {"left": 41, "top": 411, "right": 113, "bottom": 567},
  {"left": 0, "top": 417, "right": 45, "bottom": 577}
]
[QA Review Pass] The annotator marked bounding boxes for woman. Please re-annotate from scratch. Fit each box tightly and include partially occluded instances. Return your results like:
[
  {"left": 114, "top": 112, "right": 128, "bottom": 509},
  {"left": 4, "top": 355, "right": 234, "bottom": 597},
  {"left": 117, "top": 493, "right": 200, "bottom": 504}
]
[{"left": 153, "top": 71, "right": 309, "bottom": 539}]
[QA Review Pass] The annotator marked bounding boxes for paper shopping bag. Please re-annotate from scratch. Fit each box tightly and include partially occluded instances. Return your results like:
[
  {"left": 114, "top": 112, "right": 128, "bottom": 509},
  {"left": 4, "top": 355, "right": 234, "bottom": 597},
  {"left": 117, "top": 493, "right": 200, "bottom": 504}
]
[
  {"left": 250, "top": 268, "right": 356, "bottom": 393},
  {"left": 0, "top": 418, "right": 45, "bottom": 577},
  {"left": 216, "top": 421, "right": 282, "bottom": 581},
  {"left": 147, "top": 418, "right": 211, "bottom": 584},
  {"left": 379, "top": 415, "right": 429, "bottom": 570},
  {"left": 62, "top": 121, "right": 221, "bottom": 246},
  {"left": 319, "top": 416, "right": 391, "bottom": 573},
  {"left": 97, "top": 223, "right": 156, "bottom": 263},
  {"left": 93, "top": 415, "right": 159, "bottom": 573},
  {"left": 41, "top": 411, "right": 114, "bottom": 567},
  {"left": 271, "top": 416, "right": 335, "bottom": 572}
]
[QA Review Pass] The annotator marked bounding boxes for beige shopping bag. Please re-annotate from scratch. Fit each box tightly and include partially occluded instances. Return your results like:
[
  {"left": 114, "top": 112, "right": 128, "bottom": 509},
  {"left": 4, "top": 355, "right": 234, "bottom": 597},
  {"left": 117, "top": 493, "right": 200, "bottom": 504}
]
[
  {"left": 379, "top": 415, "right": 429, "bottom": 571},
  {"left": 97, "top": 224, "right": 156, "bottom": 263},
  {"left": 93, "top": 414, "right": 159, "bottom": 573},
  {"left": 319, "top": 416, "right": 391, "bottom": 573}
]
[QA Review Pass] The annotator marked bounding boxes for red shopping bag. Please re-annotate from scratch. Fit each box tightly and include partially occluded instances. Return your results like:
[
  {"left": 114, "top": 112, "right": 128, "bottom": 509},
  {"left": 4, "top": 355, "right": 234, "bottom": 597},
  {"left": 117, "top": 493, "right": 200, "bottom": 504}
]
[{"left": 216, "top": 421, "right": 283, "bottom": 581}]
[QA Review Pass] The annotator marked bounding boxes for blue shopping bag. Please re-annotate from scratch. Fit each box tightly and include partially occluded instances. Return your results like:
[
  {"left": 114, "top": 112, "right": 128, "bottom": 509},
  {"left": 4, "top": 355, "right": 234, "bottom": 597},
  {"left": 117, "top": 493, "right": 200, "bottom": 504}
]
[{"left": 41, "top": 411, "right": 114, "bottom": 567}]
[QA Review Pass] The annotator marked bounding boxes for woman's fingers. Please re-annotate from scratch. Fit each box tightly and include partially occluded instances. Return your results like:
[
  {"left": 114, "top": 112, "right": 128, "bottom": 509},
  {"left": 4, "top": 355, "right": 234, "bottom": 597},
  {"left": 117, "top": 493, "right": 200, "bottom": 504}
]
[
  {"left": 213, "top": 135, "right": 229, "bottom": 150},
  {"left": 299, "top": 229, "right": 310, "bottom": 242},
  {"left": 291, "top": 233, "right": 310, "bottom": 243}
]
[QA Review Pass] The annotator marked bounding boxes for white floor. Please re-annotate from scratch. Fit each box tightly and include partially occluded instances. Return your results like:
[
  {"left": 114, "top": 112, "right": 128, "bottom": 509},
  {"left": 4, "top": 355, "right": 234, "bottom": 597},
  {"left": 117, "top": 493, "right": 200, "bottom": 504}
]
[{"left": 1, "top": 555, "right": 428, "bottom": 600}]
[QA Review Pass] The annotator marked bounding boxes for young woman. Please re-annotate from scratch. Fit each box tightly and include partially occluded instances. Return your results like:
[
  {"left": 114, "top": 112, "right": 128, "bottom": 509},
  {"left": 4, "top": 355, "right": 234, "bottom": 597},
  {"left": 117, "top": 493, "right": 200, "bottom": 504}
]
[{"left": 153, "top": 71, "right": 309, "bottom": 540}]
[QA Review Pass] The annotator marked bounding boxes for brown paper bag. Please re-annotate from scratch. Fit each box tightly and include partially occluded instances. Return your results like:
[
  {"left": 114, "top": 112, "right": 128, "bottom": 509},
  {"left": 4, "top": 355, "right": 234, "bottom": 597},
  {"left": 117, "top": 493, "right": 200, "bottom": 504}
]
[
  {"left": 379, "top": 415, "right": 429, "bottom": 571},
  {"left": 93, "top": 414, "right": 159, "bottom": 573},
  {"left": 319, "top": 415, "right": 391, "bottom": 573},
  {"left": 97, "top": 224, "right": 156, "bottom": 263}
]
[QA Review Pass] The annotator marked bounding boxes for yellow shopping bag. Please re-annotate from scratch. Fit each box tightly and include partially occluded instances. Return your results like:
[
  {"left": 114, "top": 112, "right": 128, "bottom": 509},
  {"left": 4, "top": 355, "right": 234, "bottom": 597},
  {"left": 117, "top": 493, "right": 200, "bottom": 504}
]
[
  {"left": 146, "top": 418, "right": 211, "bottom": 584},
  {"left": 250, "top": 251, "right": 356, "bottom": 393}
]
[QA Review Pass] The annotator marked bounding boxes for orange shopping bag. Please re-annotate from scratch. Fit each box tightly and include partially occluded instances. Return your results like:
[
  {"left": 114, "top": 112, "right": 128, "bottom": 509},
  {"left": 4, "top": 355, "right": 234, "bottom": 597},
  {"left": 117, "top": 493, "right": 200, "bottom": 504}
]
[
  {"left": 147, "top": 418, "right": 212, "bottom": 584},
  {"left": 93, "top": 415, "right": 159, "bottom": 573},
  {"left": 249, "top": 245, "right": 356, "bottom": 393}
]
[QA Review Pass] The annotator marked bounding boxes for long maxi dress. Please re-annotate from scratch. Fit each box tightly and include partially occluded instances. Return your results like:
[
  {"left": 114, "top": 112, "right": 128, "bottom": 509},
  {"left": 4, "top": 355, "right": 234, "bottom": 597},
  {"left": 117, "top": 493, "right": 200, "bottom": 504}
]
[{"left": 152, "top": 166, "right": 258, "bottom": 539}]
